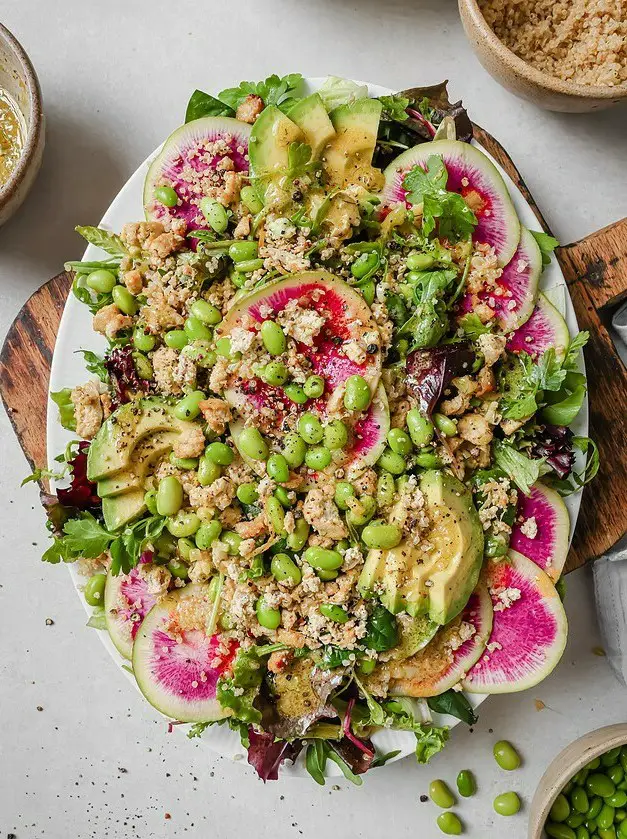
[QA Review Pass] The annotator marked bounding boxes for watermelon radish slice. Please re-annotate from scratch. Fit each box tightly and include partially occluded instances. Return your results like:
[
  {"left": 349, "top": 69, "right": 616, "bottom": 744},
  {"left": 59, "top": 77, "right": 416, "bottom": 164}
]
[
  {"left": 132, "top": 584, "right": 238, "bottom": 723},
  {"left": 388, "top": 584, "right": 493, "bottom": 698},
  {"left": 143, "top": 117, "right": 251, "bottom": 232},
  {"left": 506, "top": 292, "right": 571, "bottom": 361},
  {"left": 462, "top": 552, "right": 568, "bottom": 694},
  {"left": 219, "top": 271, "right": 383, "bottom": 426},
  {"left": 510, "top": 482, "right": 570, "bottom": 583},
  {"left": 459, "top": 226, "right": 541, "bottom": 332},
  {"left": 104, "top": 566, "right": 159, "bottom": 661},
  {"left": 380, "top": 139, "right": 520, "bottom": 266}
]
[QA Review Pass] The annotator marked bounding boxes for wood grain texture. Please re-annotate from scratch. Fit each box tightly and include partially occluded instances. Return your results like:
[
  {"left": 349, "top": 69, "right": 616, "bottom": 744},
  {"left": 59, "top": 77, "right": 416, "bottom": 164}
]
[{"left": 1, "top": 127, "right": 625, "bottom": 572}]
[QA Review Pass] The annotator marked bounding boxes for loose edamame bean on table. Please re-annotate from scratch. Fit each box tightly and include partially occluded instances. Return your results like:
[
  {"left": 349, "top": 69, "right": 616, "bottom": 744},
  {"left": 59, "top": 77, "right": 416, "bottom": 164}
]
[
  {"left": 436, "top": 812, "right": 462, "bottom": 835},
  {"left": 493, "top": 792, "right": 521, "bottom": 816},
  {"left": 429, "top": 779, "right": 455, "bottom": 809},
  {"left": 494, "top": 740, "right": 521, "bottom": 771},
  {"left": 456, "top": 770, "right": 476, "bottom": 798}
]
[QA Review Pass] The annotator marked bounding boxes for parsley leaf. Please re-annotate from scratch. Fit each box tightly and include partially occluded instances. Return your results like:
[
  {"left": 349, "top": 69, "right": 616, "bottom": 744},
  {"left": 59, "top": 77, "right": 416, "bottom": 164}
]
[
  {"left": 493, "top": 439, "right": 543, "bottom": 495},
  {"left": 218, "top": 73, "right": 304, "bottom": 112},
  {"left": 530, "top": 230, "right": 559, "bottom": 268},
  {"left": 286, "top": 141, "right": 315, "bottom": 178},
  {"left": 63, "top": 512, "right": 113, "bottom": 557},
  {"left": 563, "top": 331, "right": 589, "bottom": 372},
  {"left": 403, "top": 155, "right": 448, "bottom": 202},
  {"left": 403, "top": 156, "right": 477, "bottom": 242},
  {"left": 184, "top": 89, "right": 235, "bottom": 123},
  {"left": 76, "top": 350, "right": 109, "bottom": 383},
  {"left": 378, "top": 94, "right": 410, "bottom": 122}
]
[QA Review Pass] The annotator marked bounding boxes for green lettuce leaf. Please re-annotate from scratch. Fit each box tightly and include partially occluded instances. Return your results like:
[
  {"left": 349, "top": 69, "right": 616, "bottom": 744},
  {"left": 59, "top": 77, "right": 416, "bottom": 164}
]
[
  {"left": 317, "top": 76, "right": 369, "bottom": 111},
  {"left": 184, "top": 89, "right": 235, "bottom": 122},
  {"left": 493, "top": 440, "right": 543, "bottom": 495},
  {"left": 50, "top": 388, "right": 76, "bottom": 432}
]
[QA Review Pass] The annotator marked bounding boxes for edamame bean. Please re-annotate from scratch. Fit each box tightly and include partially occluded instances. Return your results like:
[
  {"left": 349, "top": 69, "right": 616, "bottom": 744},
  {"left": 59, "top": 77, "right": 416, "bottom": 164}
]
[
  {"left": 305, "top": 446, "right": 332, "bottom": 470},
  {"left": 378, "top": 448, "right": 406, "bottom": 475},
  {"left": 164, "top": 329, "right": 189, "bottom": 349},
  {"left": 144, "top": 489, "right": 158, "bottom": 515},
  {"left": 324, "top": 419, "right": 348, "bottom": 451},
  {"left": 112, "top": 284, "right": 138, "bottom": 315},
  {"left": 190, "top": 299, "right": 222, "bottom": 325},
  {"left": 238, "top": 427, "right": 269, "bottom": 461},
  {"left": 195, "top": 520, "right": 222, "bottom": 550},
  {"left": 587, "top": 774, "right": 615, "bottom": 799},
  {"left": 566, "top": 814, "right": 585, "bottom": 829},
  {"left": 260, "top": 320, "right": 286, "bottom": 355},
  {"left": 265, "top": 496, "right": 286, "bottom": 535},
  {"left": 228, "top": 240, "right": 258, "bottom": 263},
  {"left": 603, "top": 749, "right": 623, "bottom": 768},
  {"left": 173, "top": 389, "right": 206, "bottom": 420},
  {"left": 494, "top": 792, "right": 521, "bottom": 816},
  {"left": 545, "top": 824, "right": 576, "bottom": 839},
  {"left": 134, "top": 353, "right": 153, "bottom": 380},
  {"left": 620, "top": 820, "right": 627, "bottom": 839},
  {"left": 155, "top": 185, "right": 178, "bottom": 207},
  {"left": 168, "top": 557, "right": 189, "bottom": 580},
  {"left": 456, "top": 770, "right": 476, "bottom": 798},
  {"left": 358, "top": 658, "right": 376, "bottom": 675},
  {"left": 588, "top": 759, "right": 602, "bottom": 771},
  {"left": 598, "top": 805, "right": 616, "bottom": 830},
  {"left": 154, "top": 533, "right": 176, "bottom": 559},
  {"left": 256, "top": 597, "right": 281, "bottom": 630},
  {"left": 406, "top": 409, "right": 435, "bottom": 447},
  {"left": 361, "top": 522, "right": 402, "bottom": 549},
  {"left": 377, "top": 472, "right": 396, "bottom": 508},
  {"left": 157, "top": 475, "right": 183, "bottom": 516},
  {"left": 351, "top": 250, "right": 378, "bottom": 280},
  {"left": 86, "top": 269, "right": 117, "bottom": 294},
  {"left": 344, "top": 375, "right": 371, "bottom": 411},
  {"left": 609, "top": 793, "right": 627, "bottom": 809},
  {"left": 267, "top": 453, "right": 290, "bottom": 483},
  {"left": 576, "top": 827, "right": 590, "bottom": 839},
  {"left": 222, "top": 531, "right": 242, "bottom": 556},
  {"left": 263, "top": 361, "right": 289, "bottom": 386},
  {"left": 429, "top": 780, "right": 455, "bottom": 809},
  {"left": 236, "top": 258, "right": 264, "bottom": 273},
  {"left": 433, "top": 412, "right": 457, "bottom": 437},
  {"left": 415, "top": 452, "right": 442, "bottom": 469},
  {"left": 215, "top": 336, "right": 234, "bottom": 358},
  {"left": 205, "top": 442, "right": 234, "bottom": 466},
  {"left": 572, "top": 787, "right": 590, "bottom": 814},
  {"left": 304, "top": 375, "right": 325, "bottom": 399},
  {"left": 494, "top": 741, "right": 521, "bottom": 771},
  {"left": 274, "top": 487, "right": 293, "bottom": 508},
  {"left": 436, "top": 812, "right": 462, "bottom": 835},
  {"left": 598, "top": 828, "right": 618, "bottom": 839},
  {"left": 230, "top": 270, "right": 246, "bottom": 288},
  {"left": 303, "top": 546, "right": 343, "bottom": 572},
  {"left": 317, "top": 569, "right": 338, "bottom": 581},
  {"left": 617, "top": 810, "right": 627, "bottom": 823},
  {"left": 406, "top": 251, "right": 435, "bottom": 271},
  {"left": 360, "top": 280, "right": 375, "bottom": 306},
  {"left": 236, "top": 483, "right": 259, "bottom": 505},
  {"left": 240, "top": 185, "right": 263, "bottom": 214},
  {"left": 609, "top": 767, "right": 625, "bottom": 787},
  {"left": 177, "top": 538, "right": 195, "bottom": 562},
  {"left": 319, "top": 604, "right": 349, "bottom": 623},
  {"left": 197, "top": 456, "right": 221, "bottom": 487},
  {"left": 84, "top": 573, "right": 106, "bottom": 606},
  {"left": 283, "top": 383, "right": 308, "bottom": 404},
  {"left": 286, "top": 518, "right": 310, "bottom": 551},
  {"left": 184, "top": 315, "right": 212, "bottom": 342},
  {"left": 133, "top": 325, "right": 156, "bottom": 352},
  {"left": 621, "top": 749, "right": 627, "bottom": 773},
  {"left": 282, "top": 433, "right": 306, "bottom": 468},
  {"left": 271, "top": 553, "right": 301, "bottom": 585},
  {"left": 346, "top": 495, "right": 376, "bottom": 526},
  {"left": 200, "top": 197, "right": 228, "bottom": 233},
  {"left": 387, "top": 428, "right": 413, "bottom": 456},
  {"left": 588, "top": 797, "right": 603, "bottom": 819},
  {"left": 166, "top": 511, "right": 201, "bottom": 538},
  {"left": 169, "top": 452, "right": 199, "bottom": 470},
  {"left": 298, "top": 412, "right": 324, "bottom": 445},
  {"left": 585, "top": 819, "right": 597, "bottom": 833},
  {"left": 334, "top": 482, "right": 355, "bottom": 510}
]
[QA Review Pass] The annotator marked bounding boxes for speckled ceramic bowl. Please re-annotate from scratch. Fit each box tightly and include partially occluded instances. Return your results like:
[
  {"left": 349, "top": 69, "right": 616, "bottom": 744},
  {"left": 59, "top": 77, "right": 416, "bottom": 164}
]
[
  {"left": 0, "top": 23, "right": 44, "bottom": 227},
  {"left": 459, "top": 0, "right": 627, "bottom": 112},
  {"left": 529, "top": 723, "right": 627, "bottom": 838}
]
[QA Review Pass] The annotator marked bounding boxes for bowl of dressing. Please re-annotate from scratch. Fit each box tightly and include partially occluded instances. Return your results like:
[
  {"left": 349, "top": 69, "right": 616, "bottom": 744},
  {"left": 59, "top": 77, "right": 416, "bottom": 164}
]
[{"left": 0, "top": 23, "right": 44, "bottom": 227}]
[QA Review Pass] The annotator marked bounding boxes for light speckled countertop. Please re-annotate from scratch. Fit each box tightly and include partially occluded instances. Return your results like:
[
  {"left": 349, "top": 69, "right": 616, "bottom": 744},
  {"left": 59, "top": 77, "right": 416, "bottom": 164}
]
[{"left": 1, "top": 2, "right": 626, "bottom": 836}]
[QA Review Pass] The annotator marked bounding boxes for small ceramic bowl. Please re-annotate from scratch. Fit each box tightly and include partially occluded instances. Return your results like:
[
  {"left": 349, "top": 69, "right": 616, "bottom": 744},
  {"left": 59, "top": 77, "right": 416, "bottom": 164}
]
[
  {"left": 528, "top": 723, "right": 627, "bottom": 838},
  {"left": 0, "top": 23, "right": 44, "bottom": 227},
  {"left": 458, "top": 0, "right": 627, "bottom": 112}
]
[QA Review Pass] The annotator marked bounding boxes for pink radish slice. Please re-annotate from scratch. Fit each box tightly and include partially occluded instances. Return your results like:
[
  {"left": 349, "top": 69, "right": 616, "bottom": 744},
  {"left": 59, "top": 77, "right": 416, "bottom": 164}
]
[
  {"left": 380, "top": 139, "right": 520, "bottom": 266},
  {"left": 506, "top": 292, "right": 570, "bottom": 361},
  {"left": 510, "top": 482, "right": 570, "bottom": 583},
  {"left": 132, "top": 584, "right": 237, "bottom": 723},
  {"left": 104, "top": 566, "right": 159, "bottom": 660},
  {"left": 143, "top": 116, "right": 251, "bottom": 232},
  {"left": 388, "top": 584, "right": 493, "bottom": 698},
  {"left": 462, "top": 552, "right": 568, "bottom": 694},
  {"left": 459, "top": 226, "right": 542, "bottom": 332}
]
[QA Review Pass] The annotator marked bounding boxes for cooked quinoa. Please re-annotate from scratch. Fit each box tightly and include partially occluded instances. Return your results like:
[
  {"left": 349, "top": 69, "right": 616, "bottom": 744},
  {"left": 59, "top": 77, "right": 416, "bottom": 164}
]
[{"left": 478, "top": 0, "right": 627, "bottom": 87}]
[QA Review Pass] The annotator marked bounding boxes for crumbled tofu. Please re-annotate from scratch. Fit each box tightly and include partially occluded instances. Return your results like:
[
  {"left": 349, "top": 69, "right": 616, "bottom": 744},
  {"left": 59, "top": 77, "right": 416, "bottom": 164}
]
[
  {"left": 277, "top": 299, "right": 325, "bottom": 346},
  {"left": 199, "top": 398, "right": 231, "bottom": 435},
  {"left": 92, "top": 304, "right": 132, "bottom": 339},
  {"left": 71, "top": 380, "right": 104, "bottom": 440},
  {"left": 519, "top": 516, "right": 538, "bottom": 539},
  {"left": 236, "top": 94, "right": 264, "bottom": 124},
  {"left": 173, "top": 425, "right": 206, "bottom": 459}
]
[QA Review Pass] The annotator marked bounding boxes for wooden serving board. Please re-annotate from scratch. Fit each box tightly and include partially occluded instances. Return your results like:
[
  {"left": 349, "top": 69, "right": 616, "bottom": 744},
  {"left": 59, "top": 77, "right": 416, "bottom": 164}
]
[{"left": 1, "top": 127, "right": 626, "bottom": 573}]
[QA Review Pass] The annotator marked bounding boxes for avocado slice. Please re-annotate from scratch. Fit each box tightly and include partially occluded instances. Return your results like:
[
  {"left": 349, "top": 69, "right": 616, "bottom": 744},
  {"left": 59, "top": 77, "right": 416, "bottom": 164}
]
[
  {"left": 358, "top": 471, "right": 484, "bottom": 625},
  {"left": 96, "top": 430, "right": 180, "bottom": 498},
  {"left": 87, "top": 398, "right": 193, "bottom": 482},
  {"left": 322, "top": 98, "right": 384, "bottom": 190},
  {"left": 248, "top": 105, "right": 304, "bottom": 187},
  {"left": 287, "top": 94, "right": 336, "bottom": 160},
  {"left": 102, "top": 489, "right": 146, "bottom": 532}
]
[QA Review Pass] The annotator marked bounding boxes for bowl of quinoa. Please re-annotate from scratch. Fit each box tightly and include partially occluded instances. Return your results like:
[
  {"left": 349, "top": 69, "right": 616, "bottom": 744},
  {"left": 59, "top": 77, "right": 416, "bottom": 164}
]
[{"left": 459, "top": 0, "right": 627, "bottom": 111}]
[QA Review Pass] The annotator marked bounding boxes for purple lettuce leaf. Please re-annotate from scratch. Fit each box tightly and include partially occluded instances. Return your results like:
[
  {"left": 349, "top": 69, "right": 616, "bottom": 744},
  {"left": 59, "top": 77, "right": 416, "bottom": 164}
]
[
  {"left": 246, "top": 729, "right": 303, "bottom": 782},
  {"left": 105, "top": 346, "right": 147, "bottom": 407},
  {"left": 330, "top": 736, "right": 375, "bottom": 776},
  {"left": 406, "top": 343, "right": 474, "bottom": 416},
  {"left": 530, "top": 424, "right": 575, "bottom": 480},
  {"left": 56, "top": 441, "right": 100, "bottom": 509}
]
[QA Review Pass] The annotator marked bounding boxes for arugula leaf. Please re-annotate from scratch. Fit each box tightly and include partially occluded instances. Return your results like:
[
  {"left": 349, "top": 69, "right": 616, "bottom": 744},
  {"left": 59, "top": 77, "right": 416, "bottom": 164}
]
[
  {"left": 50, "top": 388, "right": 76, "bottom": 432},
  {"left": 378, "top": 94, "right": 410, "bottom": 122},
  {"left": 371, "top": 749, "right": 402, "bottom": 768},
  {"left": 184, "top": 89, "right": 235, "bottom": 123},
  {"left": 76, "top": 350, "right": 109, "bottom": 383},
  {"left": 305, "top": 741, "right": 328, "bottom": 785},
  {"left": 414, "top": 724, "right": 450, "bottom": 763},
  {"left": 63, "top": 512, "right": 113, "bottom": 557},
  {"left": 530, "top": 230, "right": 559, "bottom": 268},
  {"left": 326, "top": 748, "right": 364, "bottom": 785},
  {"left": 218, "top": 73, "right": 304, "bottom": 112},
  {"left": 427, "top": 689, "right": 478, "bottom": 725},
  {"left": 363, "top": 605, "right": 399, "bottom": 652},
  {"left": 493, "top": 439, "right": 543, "bottom": 495},
  {"left": 75, "top": 226, "right": 127, "bottom": 256},
  {"left": 21, "top": 465, "right": 66, "bottom": 487},
  {"left": 458, "top": 313, "right": 492, "bottom": 339},
  {"left": 535, "top": 348, "right": 567, "bottom": 391}
]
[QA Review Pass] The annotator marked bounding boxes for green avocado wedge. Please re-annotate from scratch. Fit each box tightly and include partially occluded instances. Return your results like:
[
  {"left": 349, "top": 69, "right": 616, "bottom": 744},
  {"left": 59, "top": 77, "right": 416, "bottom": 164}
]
[
  {"left": 287, "top": 93, "right": 336, "bottom": 160},
  {"left": 322, "top": 97, "right": 383, "bottom": 190},
  {"left": 102, "top": 489, "right": 147, "bottom": 532},
  {"left": 358, "top": 470, "right": 484, "bottom": 626}
]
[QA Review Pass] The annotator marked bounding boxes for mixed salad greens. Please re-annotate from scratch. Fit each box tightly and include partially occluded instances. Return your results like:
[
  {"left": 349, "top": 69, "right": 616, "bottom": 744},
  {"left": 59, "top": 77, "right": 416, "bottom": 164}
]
[{"left": 39, "top": 73, "right": 597, "bottom": 783}]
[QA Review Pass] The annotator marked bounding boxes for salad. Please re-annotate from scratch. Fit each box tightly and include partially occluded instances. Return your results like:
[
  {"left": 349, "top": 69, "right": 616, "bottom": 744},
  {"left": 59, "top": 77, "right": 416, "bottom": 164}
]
[{"left": 39, "top": 74, "right": 598, "bottom": 784}]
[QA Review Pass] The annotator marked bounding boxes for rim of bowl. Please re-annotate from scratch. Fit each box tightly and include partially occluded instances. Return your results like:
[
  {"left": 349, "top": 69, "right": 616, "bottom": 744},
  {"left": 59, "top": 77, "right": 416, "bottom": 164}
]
[
  {"left": 0, "top": 23, "right": 44, "bottom": 204},
  {"left": 529, "top": 723, "right": 627, "bottom": 839},
  {"left": 460, "top": 0, "right": 627, "bottom": 100}
]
